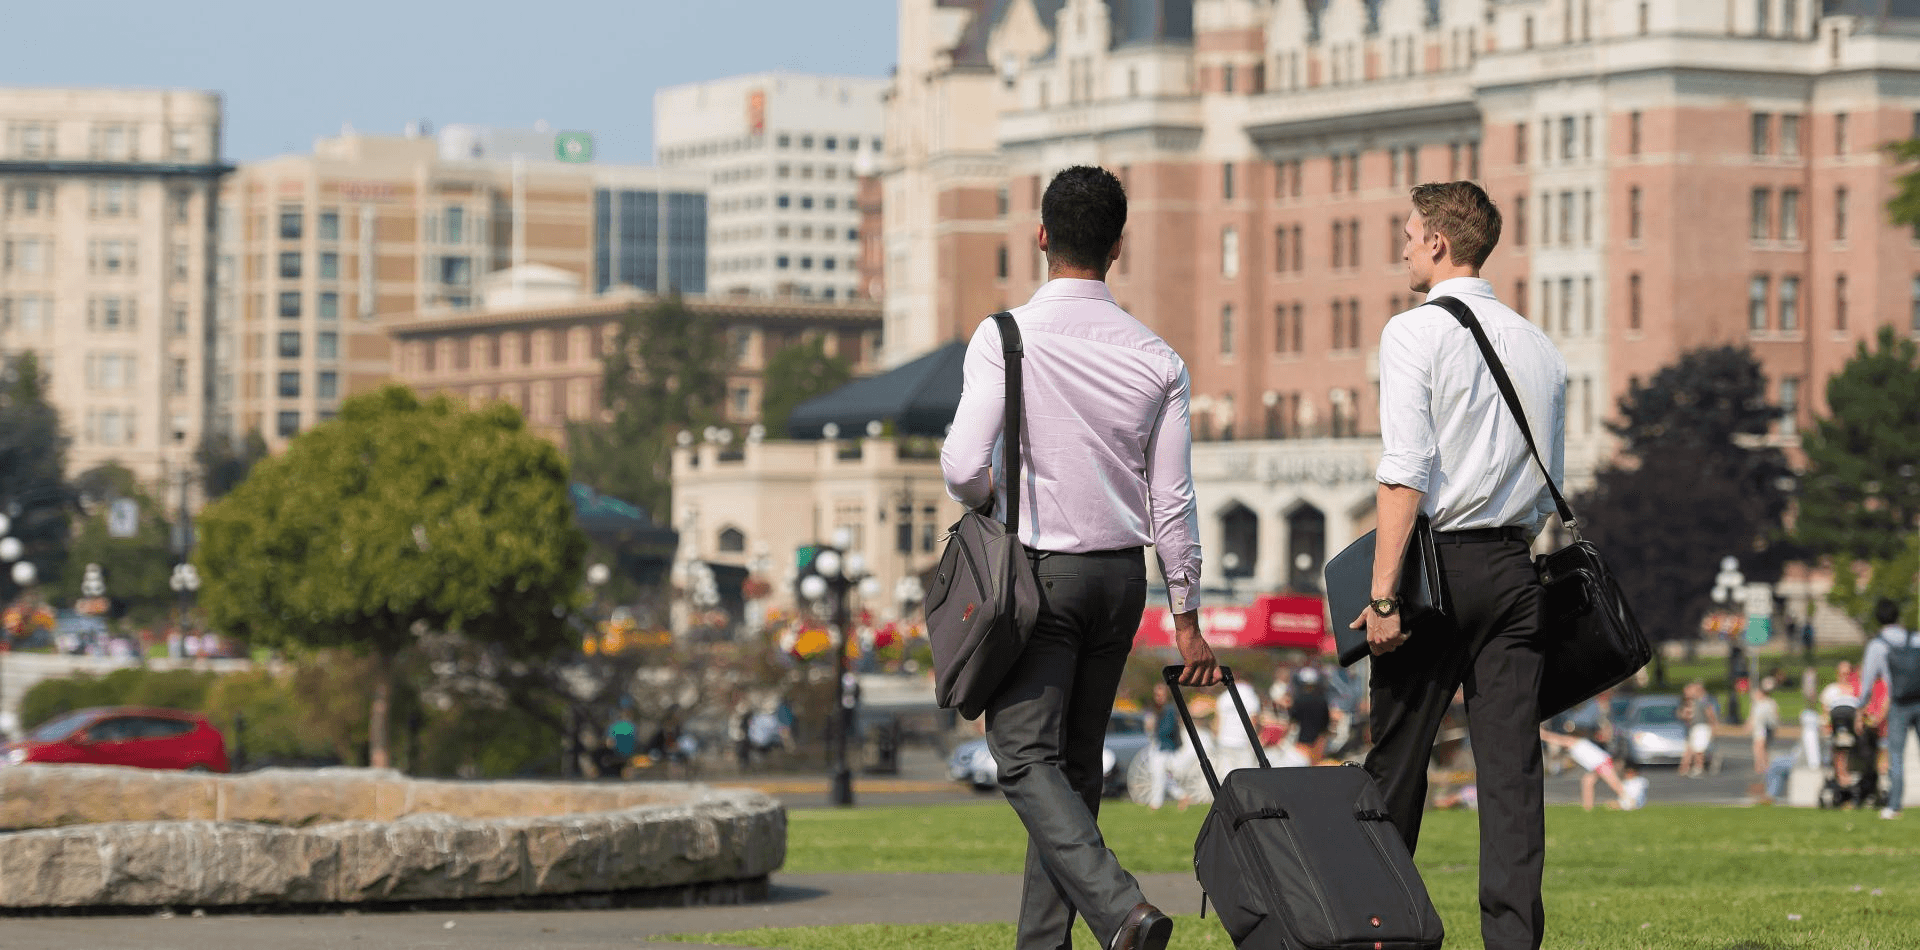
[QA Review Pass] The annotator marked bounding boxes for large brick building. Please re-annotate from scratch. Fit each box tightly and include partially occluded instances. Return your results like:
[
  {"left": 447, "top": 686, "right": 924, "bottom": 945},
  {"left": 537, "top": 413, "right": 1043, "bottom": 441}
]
[{"left": 886, "top": 0, "right": 1920, "bottom": 605}]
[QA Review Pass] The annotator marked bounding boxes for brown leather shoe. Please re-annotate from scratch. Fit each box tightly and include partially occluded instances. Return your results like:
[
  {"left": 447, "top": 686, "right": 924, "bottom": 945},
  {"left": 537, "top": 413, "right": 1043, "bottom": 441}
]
[{"left": 1108, "top": 902, "right": 1172, "bottom": 950}]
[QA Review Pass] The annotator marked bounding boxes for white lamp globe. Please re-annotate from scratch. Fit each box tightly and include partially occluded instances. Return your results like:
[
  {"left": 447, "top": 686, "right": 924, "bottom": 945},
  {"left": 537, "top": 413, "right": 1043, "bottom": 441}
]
[
  {"left": 0, "top": 537, "right": 21, "bottom": 563},
  {"left": 859, "top": 576, "right": 882, "bottom": 599},
  {"left": 844, "top": 552, "right": 867, "bottom": 577},
  {"left": 587, "top": 563, "right": 611, "bottom": 586},
  {"left": 11, "top": 562, "right": 36, "bottom": 586},
  {"left": 814, "top": 549, "right": 843, "bottom": 579},
  {"left": 799, "top": 575, "right": 829, "bottom": 600},
  {"left": 832, "top": 527, "right": 854, "bottom": 550}
]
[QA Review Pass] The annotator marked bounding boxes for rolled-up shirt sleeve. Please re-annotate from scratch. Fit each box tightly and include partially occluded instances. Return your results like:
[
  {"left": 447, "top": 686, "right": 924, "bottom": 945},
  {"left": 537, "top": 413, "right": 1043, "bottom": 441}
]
[
  {"left": 1375, "top": 314, "right": 1437, "bottom": 492},
  {"left": 941, "top": 318, "right": 1005, "bottom": 511},
  {"left": 1146, "top": 361, "right": 1202, "bottom": 613}
]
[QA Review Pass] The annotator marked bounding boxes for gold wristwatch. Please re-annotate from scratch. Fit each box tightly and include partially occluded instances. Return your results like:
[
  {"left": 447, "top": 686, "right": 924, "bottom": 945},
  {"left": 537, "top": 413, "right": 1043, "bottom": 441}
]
[{"left": 1369, "top": 596, "right": 1401, "bottom": 617}]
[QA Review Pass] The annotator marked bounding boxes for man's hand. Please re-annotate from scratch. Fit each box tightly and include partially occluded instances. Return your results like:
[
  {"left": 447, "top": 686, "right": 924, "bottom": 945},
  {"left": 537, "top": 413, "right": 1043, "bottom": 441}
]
[
  {"left": 1350, "top": 606, "right": 1409, "bottom": 656},
  {"left": 1172, "top": 611, "right": 1219, "bottom": 686}
]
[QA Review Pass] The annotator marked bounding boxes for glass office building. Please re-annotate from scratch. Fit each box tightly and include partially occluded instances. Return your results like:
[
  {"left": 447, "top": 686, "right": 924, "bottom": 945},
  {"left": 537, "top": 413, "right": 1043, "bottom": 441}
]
[{"left": 594, "top": 188, "right": 707, "bottom": 294}]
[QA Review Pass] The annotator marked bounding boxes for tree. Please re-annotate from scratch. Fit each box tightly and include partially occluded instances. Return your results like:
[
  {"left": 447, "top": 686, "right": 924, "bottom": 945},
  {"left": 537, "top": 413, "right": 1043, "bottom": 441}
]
[
  {"left": 196, "top": 429, "right": 269, "bottom": 501},
  {"left": 195, "top": 386, "right": 587, "bottom": 768},
  {"left": 1574, "top": 346, "right": 1794, "bottom": 656},
  {"left": 760, "top": 335, "right": 851, "bottom": 437},
  {"left": 1794, "top": 326, "right": 1920, "bottom": 563},
  {"left": 0, "top": 352, "right": 73, "bottom": 604},
  {"left": 53, "top": 466, "right": 177, "bottom": 626},
  {"left": 566, "top": 296, "right": 730, "bottom": 523},
  {"left": 1887, "top": 138, "right": 1920, "bottom": 233}
]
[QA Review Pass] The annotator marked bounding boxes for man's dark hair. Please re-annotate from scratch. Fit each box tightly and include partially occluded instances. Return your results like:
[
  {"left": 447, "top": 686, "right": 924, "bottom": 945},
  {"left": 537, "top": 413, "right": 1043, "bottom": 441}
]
[
  {"left": 1041, "top": 166, "right": 1127, "bottom": 271},
  {"left": 1875, "top": 597, "right": 1901, "bottom": 626}
]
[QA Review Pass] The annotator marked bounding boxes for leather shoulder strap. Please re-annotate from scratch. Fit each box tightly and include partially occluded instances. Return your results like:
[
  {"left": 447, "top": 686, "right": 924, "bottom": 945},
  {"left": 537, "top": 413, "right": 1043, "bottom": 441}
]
[
  {"left": 989, "top": 312, "right": 1024, "bottom": 537},
  {"left": 1424, "top": 295, "right": 1579, "bottom": 534}
]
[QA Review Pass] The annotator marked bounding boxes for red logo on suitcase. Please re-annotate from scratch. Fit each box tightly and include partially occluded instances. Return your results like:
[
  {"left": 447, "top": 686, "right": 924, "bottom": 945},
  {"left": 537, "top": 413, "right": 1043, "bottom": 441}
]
[{"left": 962, "top": 603, "right": 976, "bottom": 622}]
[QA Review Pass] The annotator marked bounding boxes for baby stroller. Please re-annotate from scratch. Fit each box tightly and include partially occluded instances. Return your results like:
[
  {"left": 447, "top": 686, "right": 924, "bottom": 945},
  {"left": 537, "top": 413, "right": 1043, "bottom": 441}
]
[{"left": 1818, "top": 707, "right": 1887, "bottom": 810}]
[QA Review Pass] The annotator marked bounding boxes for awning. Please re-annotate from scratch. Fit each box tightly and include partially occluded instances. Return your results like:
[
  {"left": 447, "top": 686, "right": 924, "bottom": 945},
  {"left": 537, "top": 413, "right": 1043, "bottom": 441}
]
[
  {"left": 1136, "top": 594, "right": 1330, "bottom": 652},
  {"left": 784, "top": 341, "right": 967, "bottom": 439}
]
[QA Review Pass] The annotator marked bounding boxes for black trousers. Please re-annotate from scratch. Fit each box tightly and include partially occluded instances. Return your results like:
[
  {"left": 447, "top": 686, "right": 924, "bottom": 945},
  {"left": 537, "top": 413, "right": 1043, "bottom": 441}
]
[
  {"left": 985, "top": 547, "right": 1149, "bottom": 950},
  {"left": 1363, "top": 534, "right": 1548, "bottom": 950}
]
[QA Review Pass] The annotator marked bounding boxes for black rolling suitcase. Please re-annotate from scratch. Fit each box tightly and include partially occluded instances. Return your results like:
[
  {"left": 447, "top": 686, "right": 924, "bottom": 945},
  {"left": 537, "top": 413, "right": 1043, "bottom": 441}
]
[{"left": 1165, "top": 666, "right": 1444, "bottom": 950}]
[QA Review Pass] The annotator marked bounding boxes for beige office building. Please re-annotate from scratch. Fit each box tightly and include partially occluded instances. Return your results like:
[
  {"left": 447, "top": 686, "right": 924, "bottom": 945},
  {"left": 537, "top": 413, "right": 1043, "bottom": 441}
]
[
  {"left": 656, "top": 73, "right": 888, "bottom": 302},
  {"left": 0, "top": 88, "right": 225, "bottom": 490},
  {"left": 216, "top": 129, "right": 704, "bottom": 448}
]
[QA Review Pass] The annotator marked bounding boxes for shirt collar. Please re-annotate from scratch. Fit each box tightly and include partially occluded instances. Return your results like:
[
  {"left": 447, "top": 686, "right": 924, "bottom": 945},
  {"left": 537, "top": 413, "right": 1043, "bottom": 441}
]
[
  {"left": 1424, "top": 276, "right": 1494, "bottom": 301},
  {"left": 1029, "top": 278, "right": 1115, "bottom": 304}
]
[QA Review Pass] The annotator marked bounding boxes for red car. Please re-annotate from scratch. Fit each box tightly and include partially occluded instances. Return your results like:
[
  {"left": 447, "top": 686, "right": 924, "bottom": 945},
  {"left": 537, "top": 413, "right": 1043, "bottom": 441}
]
[{"left": 4, "top": 706, "right": 230, "bottom": 773}]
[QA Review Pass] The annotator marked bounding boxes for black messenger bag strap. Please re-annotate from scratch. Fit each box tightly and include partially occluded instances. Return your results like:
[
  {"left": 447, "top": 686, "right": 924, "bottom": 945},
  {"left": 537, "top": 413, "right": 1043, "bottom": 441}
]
[
  {"left": 1425, "top": 295, "right": 1579, "bottom": 540},
  {"left": 989, "top": 311, "right": 1023, "bottom": 538}
]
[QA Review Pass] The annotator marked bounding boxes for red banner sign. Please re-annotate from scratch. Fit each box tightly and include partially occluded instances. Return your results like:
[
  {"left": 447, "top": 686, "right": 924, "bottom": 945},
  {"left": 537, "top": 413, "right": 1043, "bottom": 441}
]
[{"left": 1136, "top": 593, "right": 1330, "bottom": 652}]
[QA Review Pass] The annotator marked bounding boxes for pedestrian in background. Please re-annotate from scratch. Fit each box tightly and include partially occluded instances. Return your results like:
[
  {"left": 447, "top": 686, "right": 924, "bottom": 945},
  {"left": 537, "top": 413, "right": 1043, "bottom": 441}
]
[
  {"left": 1822, "top": 661, "right": 1862, "bottom": 789},
  {"left": 1354, "top": 181, "right": 1566, "bottom": 950},
  {"left": 1678, "top": 681, "right": 1720, "bottom": 778},
  {"left": 1145, "top": 683, "right": 1183, "bottom": 811},
  {"left": 1856, "top": 598, "right": 1919, "bottom": 820},
  {"left": 941, "top": 165, "right": 1216, "bottom": 950},
  {"left": 1748, "top": 677, "right": 1780, "bottom": 776}
]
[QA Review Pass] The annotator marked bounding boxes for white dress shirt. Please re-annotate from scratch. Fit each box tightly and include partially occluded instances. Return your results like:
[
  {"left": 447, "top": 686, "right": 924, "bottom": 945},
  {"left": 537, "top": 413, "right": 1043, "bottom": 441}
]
[
  {"left": 941, "top": 279, "right": 1203, "bottom": 612},
  {"left": 1376, "top": 277, "right": 1568, "bottom": 536}
]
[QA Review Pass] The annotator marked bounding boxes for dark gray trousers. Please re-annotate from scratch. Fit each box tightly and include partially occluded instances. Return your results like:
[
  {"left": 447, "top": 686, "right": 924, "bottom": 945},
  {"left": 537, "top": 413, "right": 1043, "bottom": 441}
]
[
  {"left": 985, "top": 547, "right": 1149, "bottom": 950},
  {"left": 1363, "top": 534, "right": 1548, "bottom": 950}
]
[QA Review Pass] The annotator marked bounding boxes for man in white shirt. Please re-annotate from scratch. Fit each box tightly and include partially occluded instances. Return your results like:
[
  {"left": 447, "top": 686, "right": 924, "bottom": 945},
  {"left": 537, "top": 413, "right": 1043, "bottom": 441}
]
[{"left": 1352, "top": 182, "right": 1567, "bottom": 950}]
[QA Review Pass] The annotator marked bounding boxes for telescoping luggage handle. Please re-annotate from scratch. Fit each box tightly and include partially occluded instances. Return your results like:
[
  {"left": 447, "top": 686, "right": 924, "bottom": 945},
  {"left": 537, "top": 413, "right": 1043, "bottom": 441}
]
[{"left": 1162, "top": 665, "right": 1270, "bottom": 797}]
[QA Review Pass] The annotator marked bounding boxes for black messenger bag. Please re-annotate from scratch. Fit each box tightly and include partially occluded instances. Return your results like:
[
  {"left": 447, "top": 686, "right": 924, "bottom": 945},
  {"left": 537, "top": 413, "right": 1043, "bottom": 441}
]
[
  {"left": 1165, "top": 665, "right": 1444, "bottom": 950},
  {"left": 1426, "top": 296, "right": 1652, "bottom": 720},
  {"left": 926, "top": 312, "right": 1041, "bottom": 720}
]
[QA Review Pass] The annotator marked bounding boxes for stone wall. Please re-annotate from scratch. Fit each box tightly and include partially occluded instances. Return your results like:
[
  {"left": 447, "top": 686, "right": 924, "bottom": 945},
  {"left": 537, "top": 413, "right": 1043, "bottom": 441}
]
[{"left": 0, "top": 766, "right": 784, "bottom": 909}]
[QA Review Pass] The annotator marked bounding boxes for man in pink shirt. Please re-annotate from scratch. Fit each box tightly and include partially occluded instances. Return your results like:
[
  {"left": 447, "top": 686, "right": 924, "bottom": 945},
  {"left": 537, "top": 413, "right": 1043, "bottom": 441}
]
[{"left": 943, "top": 165, "right": 1217, "bottom": 950}]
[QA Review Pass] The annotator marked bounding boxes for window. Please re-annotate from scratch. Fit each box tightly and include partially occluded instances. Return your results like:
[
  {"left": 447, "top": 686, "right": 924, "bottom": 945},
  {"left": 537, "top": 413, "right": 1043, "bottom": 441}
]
[
  {"left": 1628, "top": 187, "right": 1643, "bottom": 241},
  {"left": 1780, "top": 115, "right": 1801, "bottom": 157},
  {"left": 800, "top": 135, "right": 813, "bottom": 149},
  {"left": 317, "top": 331, "right": 338, "bottom": 360},
  {"left": 1629, "top": 112, "right": 1642, "bottom": 155},
  {"left": 1221, "top": 305, "right": 1235, "bottom": 357},
  {"left": 278, "top": 292, "right": 301, "bottom": 318},
  {"left": 1516, "top": 280, "right": 1529, "bottom": 314},
  {"left": 1222, "top": 227, "right": 1239, "bottom": 278},
  {"left": 319, "top": 251, "right": 339, "bottom": 279},
  {"left": 1276, "top": 227, "right": 1289, "bottom": 272},
  {"left": 1291, "top": 225, "right": 1302, "bottom": 271},
  {"left": 1835, "top": 113, "right": 1849, "bottom": 155},
  {"left": 1750, "top": 188, "right": 1771, "bottom": 241},
  {"left": 996, "top": 244, "right": 1008, "bottom": 280},
  {"left": 1558, "top": 191, "right": 1573, "bottom": 245},
  {"left": 278, "top": 331, "right": 301, "bottom": 358},
  {"left": 1629, "top": 273, "right": 1643, "bottom": 331},
  {"left": 799, "top": 256, "right": 813, "bottom": 270},
  {"left": 1222, "top": 162, "right": 1236, "bottom": 200},
  {"left": 444, "top": 206, "right": 464, "bottom": 244},
  {"left": 1560, "top": 116, "right": 1577, "bottom": 161},
  {"left": 1275, "top": 305, "right": 1290, "bottom": 353},
  {"left": 1467, "top": 141, "right": 1480, "bottom": 179},
  {"left": 1515, "top": 122, "right": 1528, "bottom": 165},
  {"left": 1756, "top": 0, "right": 1770, "bottom": 34},
  {"left": 318, "top": 211, "right": 340, "bottom": 240},
  {"left": 1291, "top": 303, "right": 1303, "bottom": 352},
  {"left": 171, "top": 302, "right": 188, "bottom": 336},
  {"left": 1835, "top": 187, "right": 1849, "bottom": 242},
  {"left": 1387, "top": 215, "right": 1400, "bottom": 264},
  {"left": 776, "top": 193, "right": 790, "bottom": 208},
  {"left": 1835, "top": 274, "right": 1849, "bottom": 333},
  {"left": 1781, "top": 189, "right": 1801, "bottom": 241},
  {"left": 1582, "top": 276, "right": 1594, "bottom": 333},
  {"left": 1911, "top": 276, "right": 1920, "bottom": 335},
  {"left": 318, "top": 292, "right": 339, "bottom": 320},
  {"left": 1349, "top": 219, "right": 1360, "bottom": 269},
  {"left": 1559, "top": 278, "right": 1574, "bottom": 334},
  {"left": 1582, "top": 190, "right": 1593, "bottom": 244},
  {"left": 277, "top": 411, "right": 299, "bottom": 437},
  {"left": 1332, "top": 221, "right": 1345, "bottom": 268},
  {"left": 1780, "top": 276, "right": 1800, "bottom": 331},
  {"left": 318, "top": 371, "right": 338, "bottom": 400},
  {"left": 1331, "top": 154, "right": 1343, "bottom": 193},
  {"left": 800, "top": 195, "right": 814, "bottom": 210},
  {"left": 1582, "top": 114, "right": 1593, "bottom": 159},
  {"left": 1516, "top": 195, "right": 1528, "bottom": 245},
  {"left": 278, "top": 251, "right": 301, "bottom": 279},
  {"left": 1778, "top": 377, "right": 1799, "bottom": 436},
  {"left": 1750, "top": 276, "right": 1770, "bottom": 331},
  {"left": 1223, "top": 64, "right": 1236, "bottom": 93},
  {"left": 1331, "top": 300, "right": 1345, "bottom": 351},
  {"left": 279, "top": 209, "right": 303, "bottom": 239},
  {"left": 1449, "top": 142, "right": 1461, "bottom": 179},
  {"left": 278, "top": 372, "right": 300, "bottom": 398},
  {"left": 1395, "top": 149, "right": 1408, "bottom": 188},
  {"left": 996, "top": 187, "right": 1008, "bottom": 217},
  {"left": 440, "top": 256, "right": 471, "bottom": 285},
  {"left": 1751, "top": 113, "right": 1770, "bottom": 156}
]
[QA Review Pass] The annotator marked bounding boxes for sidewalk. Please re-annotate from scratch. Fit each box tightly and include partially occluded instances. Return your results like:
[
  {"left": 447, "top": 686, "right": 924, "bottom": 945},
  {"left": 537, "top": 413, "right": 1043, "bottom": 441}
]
[{"left": 0, "top": 873, "right": 1205, "bottom": 950}]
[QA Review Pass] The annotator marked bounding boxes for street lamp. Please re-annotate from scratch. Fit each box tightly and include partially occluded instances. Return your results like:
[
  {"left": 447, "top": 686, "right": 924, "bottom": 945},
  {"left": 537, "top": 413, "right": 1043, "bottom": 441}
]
[
  {"left": 0, "top": 517, "right": 34, "bottom": 742},
  {"left": 169, "top": 563, "right": 200, "bottom": 654},
  {"left": 1711, "top": 557, "right": 1748, "bottom": 725},
  {"left": 799, "top": 535, "right": 873, "bottom": 807},
  {"left": 1222, "top": 552, "right": 1241, "bottom": 603}
]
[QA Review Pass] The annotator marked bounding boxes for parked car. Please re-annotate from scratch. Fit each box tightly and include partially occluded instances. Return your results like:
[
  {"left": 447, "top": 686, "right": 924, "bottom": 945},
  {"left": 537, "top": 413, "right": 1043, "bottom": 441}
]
[
  {"left": 1608, "top": 694, "right": 1692, "bottom": 768},
  {"left": 4, "top": 707, "right": 230, "bottom": 773},
  {"left": 947, "top": 711, "right": 1152, "bottom": 798}
]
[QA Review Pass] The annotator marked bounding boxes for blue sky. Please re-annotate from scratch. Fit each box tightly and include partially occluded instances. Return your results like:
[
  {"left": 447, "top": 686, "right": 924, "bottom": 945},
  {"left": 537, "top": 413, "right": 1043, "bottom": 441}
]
[{"left": 4, "top": 0, "right": 898, "bottom": 164}]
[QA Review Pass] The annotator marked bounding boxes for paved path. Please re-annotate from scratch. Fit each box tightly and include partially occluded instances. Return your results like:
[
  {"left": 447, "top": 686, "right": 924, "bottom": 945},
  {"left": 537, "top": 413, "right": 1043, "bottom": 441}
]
[{"left": 0, "top": 873, "right": 1205, "bottom": 950}]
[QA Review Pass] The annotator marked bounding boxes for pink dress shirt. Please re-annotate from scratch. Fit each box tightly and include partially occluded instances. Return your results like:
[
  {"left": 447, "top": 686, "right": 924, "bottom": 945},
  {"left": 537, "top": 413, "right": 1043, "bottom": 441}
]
[{"left": 941, "top": 278, "right": 1202, "bottom": 613}]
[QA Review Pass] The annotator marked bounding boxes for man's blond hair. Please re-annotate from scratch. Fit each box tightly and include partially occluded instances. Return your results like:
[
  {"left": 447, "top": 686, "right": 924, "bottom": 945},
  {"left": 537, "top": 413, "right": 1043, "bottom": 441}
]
[{"left": 1410, "top": 181, "right": 1501, "bottom": 268}]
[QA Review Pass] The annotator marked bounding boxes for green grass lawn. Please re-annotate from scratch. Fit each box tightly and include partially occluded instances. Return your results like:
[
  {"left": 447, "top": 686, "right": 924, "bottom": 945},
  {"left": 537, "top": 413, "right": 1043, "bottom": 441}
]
[{"left": 666, "top": 801, "right": 1919, "bottom": 950}]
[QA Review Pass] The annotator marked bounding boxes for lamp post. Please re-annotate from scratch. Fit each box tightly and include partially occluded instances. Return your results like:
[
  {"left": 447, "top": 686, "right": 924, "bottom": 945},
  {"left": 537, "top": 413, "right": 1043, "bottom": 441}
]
[
  {"left": 1222, "top": 552, "right": 1241, "bottom": 604},
  {"left": 1711, "top": 556, "right": 1748, "bottom": 726},
  {"left": 798, "top": 529, "right": 869, "bottom": 807},
  {"left": 0, "top": 513, "right": 30, "bottom": 741},
  {"left": 169, "top": 562, "right": 200, "bottom": 652}
]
